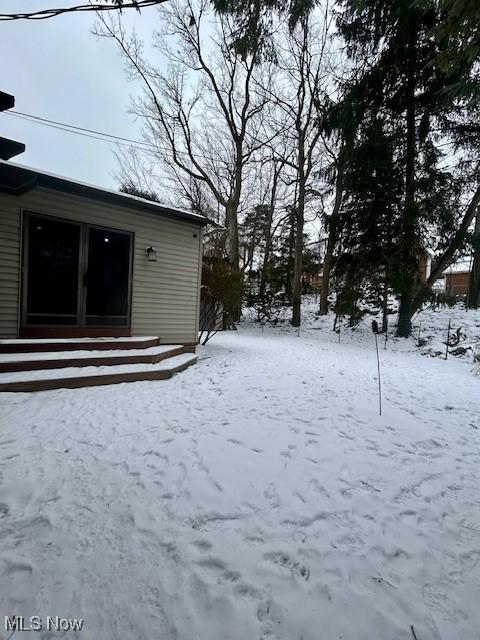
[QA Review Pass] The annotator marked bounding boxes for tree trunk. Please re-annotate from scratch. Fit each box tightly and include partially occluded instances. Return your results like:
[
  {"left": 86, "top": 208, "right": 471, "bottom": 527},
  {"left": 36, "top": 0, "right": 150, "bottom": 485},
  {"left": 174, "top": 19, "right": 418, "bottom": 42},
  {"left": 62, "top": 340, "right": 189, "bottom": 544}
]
[
  {"left": 244, "top": 220, "right": 257, "bottom": 276},
  {"left": 259, "top": 166, "right": 280, "bottom": 302},
  {"left": 319, "top": 150, "right": 344, "bottom": 315},
  {"left": 291, "top": 176, "right": 305, "bottom": 327},
  {"left": 382, "top": 198, "right": 393, "bottom": 333},
  {"left": 382, "top": 278, "right": 389, "bottom": 333},
  {"left": 259, "top": 205, "right": 274, "bottom": 301},
  {"left": 397, "top": 289, "right": 415, "bottom": 336},
  {"left": 468, "top": 208, "right": 480, "bottom": 308},
  {"left": 319, "top": 219, "right": 336, "bottom": 316},
  {"left": 396, "top": 12, "right": 418, "bottom": 338},
  {"left": 285, "top": 208, "right": 296, "bottom": 302},
  {"left": 226, "top": 203, "right": 240, "bottom": 272},
  {"left": 225, "top": 201, "right": 241, "bottom": 320}
]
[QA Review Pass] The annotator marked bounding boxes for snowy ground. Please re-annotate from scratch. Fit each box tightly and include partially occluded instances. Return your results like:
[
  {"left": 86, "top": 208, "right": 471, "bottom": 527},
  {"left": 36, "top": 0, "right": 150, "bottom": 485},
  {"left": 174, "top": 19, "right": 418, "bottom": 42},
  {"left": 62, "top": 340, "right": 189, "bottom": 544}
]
[{"left": 0, "top": 304, "right": 479, "bottom": 640}]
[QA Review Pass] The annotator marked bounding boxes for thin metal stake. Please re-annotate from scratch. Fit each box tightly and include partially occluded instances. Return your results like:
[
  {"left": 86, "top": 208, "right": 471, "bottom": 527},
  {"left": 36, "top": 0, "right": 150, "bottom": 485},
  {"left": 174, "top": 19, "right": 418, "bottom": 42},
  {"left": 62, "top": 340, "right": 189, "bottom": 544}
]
[
  {"left": 445, "top": 319, "right": 451, "bottom": 360},
  {"left": 374, "top": 332, "right": 382, "bottom": 416}
]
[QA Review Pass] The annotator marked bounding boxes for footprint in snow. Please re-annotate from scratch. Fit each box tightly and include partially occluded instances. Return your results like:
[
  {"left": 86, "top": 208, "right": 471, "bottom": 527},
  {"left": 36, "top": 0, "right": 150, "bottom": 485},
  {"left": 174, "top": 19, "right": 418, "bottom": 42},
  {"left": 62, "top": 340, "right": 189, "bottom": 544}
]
[
  {"left": 257, "top": 598, "right": 283, "bottom": 628},
  {"left": 192, "top": 539, "right": 213, "bottom": 552},
  {"left": 189, "top": 512, "right": 243, "bottom": 531},
  {"left": 196, "top": 556, "right": 226, "bottom": 571},
  {"left": 0, "top": 558, "right": 34, "bottom": 577},
  {"left": 263, "top": 485, "right": 281, "bottom": 509},
  {"left": 460, "top": 520, "right": 480, "bottom": 534},
  {"left": 263, "top": 551, "right": 310, "bottom": 581}
]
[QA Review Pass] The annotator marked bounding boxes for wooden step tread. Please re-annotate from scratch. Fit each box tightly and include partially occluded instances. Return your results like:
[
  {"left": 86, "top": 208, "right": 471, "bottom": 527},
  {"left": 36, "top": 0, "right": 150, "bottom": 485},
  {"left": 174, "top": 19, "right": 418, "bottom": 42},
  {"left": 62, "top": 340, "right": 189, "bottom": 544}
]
[
  {"left": 0, "top": 353, "right": 197, "bottom": 392},
  {"left": 0, "top": 345, "right": 184, "bottom": 372},
  {"left": 0, "top": 336, "right": 160, "bottom": 353}
]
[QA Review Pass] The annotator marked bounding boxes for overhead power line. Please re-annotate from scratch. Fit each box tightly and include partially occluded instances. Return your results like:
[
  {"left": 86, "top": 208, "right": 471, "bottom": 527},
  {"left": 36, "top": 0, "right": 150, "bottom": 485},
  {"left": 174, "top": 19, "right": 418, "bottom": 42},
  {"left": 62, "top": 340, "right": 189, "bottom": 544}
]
[
  {"left": 7, "top": 106, "right": 458, "bottom": 194},
  {"left": 6, "top": 109, "right": 157, "bottom": 149},
  {"left": 2, "top": 109, "right": 234, "bottom": 164},
  {"left": 4, "top": 109, "right": 158, "bottom": 155},
  {"left": 0, "top": 0, "right": 168, "bottom": 21},
  {"left": 3, "top": 108, "right": 459, "bottom": 168}
]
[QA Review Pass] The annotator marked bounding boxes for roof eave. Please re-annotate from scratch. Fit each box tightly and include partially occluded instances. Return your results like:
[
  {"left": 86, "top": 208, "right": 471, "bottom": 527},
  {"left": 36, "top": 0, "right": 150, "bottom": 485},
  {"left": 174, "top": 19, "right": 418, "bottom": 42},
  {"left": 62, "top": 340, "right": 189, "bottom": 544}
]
[{"left": 0, "top": 161, "right": 210, "bottom": 226}]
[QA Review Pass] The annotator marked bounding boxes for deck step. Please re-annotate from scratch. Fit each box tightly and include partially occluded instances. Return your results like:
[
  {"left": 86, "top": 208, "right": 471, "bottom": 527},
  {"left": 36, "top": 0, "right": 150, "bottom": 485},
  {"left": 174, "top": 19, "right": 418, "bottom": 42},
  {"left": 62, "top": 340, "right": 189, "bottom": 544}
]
[
  {"left": 0, "top": 353, "right": 197, "bottom": 392},
  {"left": 0, "top": 345, "right": 185, "bottom": 373},
  {"left": 0, "top": 336, "right": 160, "bottom": 354}
]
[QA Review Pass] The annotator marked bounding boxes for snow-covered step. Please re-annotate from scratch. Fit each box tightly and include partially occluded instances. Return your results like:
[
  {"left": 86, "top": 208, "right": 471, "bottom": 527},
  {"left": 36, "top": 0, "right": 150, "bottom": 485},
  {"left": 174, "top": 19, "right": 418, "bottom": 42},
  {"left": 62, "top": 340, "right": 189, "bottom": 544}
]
[
  {"left": 0, "top": 344, "right": 186, "bottom": 373},
  {"left": 0, "top": 336, "right": 160, "bottom": 354},
  {"left": 0, "top": 353, "right": 197, "bottom": 392}
]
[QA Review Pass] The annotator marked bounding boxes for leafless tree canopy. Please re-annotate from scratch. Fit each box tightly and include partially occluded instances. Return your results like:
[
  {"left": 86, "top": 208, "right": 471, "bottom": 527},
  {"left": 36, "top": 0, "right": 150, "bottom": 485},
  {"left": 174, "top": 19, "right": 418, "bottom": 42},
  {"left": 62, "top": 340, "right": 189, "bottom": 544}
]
[
  {"left": 96, "top": 0, "right": 275, "bottom": 277},
  {"left": 97, "top": 0, "right": 480, "bottom": 332}
]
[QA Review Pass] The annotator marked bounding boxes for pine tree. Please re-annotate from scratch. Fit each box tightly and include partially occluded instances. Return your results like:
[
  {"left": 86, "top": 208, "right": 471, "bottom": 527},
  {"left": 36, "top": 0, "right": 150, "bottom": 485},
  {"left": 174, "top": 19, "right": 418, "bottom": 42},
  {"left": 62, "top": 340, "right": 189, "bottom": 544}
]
[
  {"left": 335, "top": 0, "right": 480, "bottom": 335},
  {"left": 334, "top": 115, "right": 402, "bottom": 325}
]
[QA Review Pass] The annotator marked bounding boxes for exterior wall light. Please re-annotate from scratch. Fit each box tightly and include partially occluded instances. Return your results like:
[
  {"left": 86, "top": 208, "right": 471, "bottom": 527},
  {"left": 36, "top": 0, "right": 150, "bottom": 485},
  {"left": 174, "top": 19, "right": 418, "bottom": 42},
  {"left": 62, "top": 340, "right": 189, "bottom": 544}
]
[{"left": 146, "top": 246, "right": 157, "bottom": 262}]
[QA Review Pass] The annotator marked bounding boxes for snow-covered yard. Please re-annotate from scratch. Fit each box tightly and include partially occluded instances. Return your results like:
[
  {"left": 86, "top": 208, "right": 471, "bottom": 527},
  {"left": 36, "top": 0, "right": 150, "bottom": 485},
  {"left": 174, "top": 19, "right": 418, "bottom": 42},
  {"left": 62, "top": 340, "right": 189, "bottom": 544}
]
[{"left": 0, "top": 307, "right": 479, "bottom": 640}]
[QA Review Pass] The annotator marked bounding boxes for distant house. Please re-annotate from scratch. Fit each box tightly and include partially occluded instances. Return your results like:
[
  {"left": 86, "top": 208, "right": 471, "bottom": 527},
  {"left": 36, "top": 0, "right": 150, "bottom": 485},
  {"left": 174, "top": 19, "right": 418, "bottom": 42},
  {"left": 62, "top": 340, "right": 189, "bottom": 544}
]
[
  {"left": 0, "top": 162, "right": 208, "bottom": 347},
  {"left": 445, "top": 270, "right": 471, "bottom": 297},
  {"left": 433, "top": 260, "right": 472, "bottom": 297},
  {"left": 303, "top": 272, "right": 323, "bottom": 292}
]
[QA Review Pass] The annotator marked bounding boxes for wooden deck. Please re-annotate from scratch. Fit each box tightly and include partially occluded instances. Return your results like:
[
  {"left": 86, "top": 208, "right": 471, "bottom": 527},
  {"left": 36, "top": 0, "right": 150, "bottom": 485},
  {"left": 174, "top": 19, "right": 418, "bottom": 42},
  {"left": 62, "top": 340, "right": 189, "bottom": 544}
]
[{"left": 0, "top": 338, "right": 197, "bottom": 392}]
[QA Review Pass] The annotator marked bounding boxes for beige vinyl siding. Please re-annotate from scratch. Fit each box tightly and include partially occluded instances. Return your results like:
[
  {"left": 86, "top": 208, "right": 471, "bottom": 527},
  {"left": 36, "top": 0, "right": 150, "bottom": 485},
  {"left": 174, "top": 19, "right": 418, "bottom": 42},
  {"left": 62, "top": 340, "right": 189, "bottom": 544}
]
[
  {"left": 0, "top": 198, "right": 22, "bottom": 339},
  {"left": 0, "top": 187, "right": 203, "bottom": 343}
]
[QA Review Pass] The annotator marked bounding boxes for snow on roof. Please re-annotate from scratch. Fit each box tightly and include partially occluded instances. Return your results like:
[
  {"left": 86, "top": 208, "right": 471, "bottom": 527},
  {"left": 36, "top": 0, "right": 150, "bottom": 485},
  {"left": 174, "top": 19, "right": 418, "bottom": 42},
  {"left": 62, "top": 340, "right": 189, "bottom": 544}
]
[{"left": 443, "top": 260, "right": 472, "bottom": 275}]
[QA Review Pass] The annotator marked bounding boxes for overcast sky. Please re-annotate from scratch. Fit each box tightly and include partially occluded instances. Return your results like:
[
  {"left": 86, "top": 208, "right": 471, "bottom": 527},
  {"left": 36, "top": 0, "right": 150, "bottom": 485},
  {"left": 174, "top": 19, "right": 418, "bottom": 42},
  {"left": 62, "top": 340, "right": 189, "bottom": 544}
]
[{"left": 1, "top": 1, "right": 162, "bottom": 189}]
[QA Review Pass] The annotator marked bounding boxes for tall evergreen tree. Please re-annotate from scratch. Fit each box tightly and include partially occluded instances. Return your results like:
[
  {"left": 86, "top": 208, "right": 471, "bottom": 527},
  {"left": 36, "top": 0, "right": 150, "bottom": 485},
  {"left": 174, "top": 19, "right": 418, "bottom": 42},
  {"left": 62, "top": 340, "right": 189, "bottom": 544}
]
[
  {"left": 212, "top": 0, "right": 315, "bottom": 55},
  {"left": 334, "top": 115, "right": 402, "bottom": 325},
  {"left": 335, "top": 0, "right": 480, "bottom": 336}
]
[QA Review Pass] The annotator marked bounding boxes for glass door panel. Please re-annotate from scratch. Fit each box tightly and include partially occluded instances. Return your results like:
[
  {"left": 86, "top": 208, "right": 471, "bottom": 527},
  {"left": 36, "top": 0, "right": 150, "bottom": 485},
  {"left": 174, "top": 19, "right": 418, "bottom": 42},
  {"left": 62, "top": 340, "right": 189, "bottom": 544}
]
[
  {"left": 84, "top": 227, "right": 131, "bottom": 326},
  {"left": 25, "top": 215, "right": 80, "bottom": 325}
]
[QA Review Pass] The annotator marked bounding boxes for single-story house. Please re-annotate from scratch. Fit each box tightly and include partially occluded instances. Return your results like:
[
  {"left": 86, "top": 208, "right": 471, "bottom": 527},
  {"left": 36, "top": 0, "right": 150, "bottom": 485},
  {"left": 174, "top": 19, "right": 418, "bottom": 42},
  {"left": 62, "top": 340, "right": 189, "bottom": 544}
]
[{"left": 0, "top": 162, "right": 208, "bottom": 348}]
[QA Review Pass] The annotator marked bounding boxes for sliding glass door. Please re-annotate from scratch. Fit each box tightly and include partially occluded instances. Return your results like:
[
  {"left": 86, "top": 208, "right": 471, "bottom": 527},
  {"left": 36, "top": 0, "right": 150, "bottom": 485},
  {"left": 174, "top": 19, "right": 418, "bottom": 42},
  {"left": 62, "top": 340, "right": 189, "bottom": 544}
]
[{"left": 22, "top": 212, "right": 133, "bottom": 334}]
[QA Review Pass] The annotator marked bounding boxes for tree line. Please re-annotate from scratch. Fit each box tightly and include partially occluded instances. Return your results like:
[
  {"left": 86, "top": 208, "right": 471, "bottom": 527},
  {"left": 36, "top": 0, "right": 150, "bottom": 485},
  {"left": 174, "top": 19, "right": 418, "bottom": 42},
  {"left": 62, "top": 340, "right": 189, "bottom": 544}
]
[{"left": 104, "top": 0, "right": 480, "bottom": 336}]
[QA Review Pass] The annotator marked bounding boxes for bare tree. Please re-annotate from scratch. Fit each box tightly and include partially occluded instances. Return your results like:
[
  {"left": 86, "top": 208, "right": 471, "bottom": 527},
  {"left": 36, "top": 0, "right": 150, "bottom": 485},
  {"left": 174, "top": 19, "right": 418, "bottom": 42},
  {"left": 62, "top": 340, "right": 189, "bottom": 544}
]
[
  {"left": 255, "top": 7, "right": 333, "bottom": 326},
  {"left": 318, "top": 136, "right": 345, "bottom": 315},
  {"left": 115, "top": 147, "right": 160, "bottom": 196},
  {"left": 257, "top": 158, "right": 286, "bottom": 301},
  {"left": 95, "top": 0, "right": 270, "bottom": 277}
]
